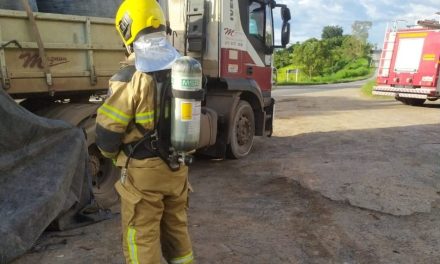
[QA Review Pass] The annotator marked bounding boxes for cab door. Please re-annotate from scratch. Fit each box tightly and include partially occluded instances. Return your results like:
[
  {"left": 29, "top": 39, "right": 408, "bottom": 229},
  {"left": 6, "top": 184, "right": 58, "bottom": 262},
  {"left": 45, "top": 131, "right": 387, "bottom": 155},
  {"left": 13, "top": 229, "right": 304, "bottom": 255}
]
[{"left": 220, "top": 0, "right": 274, "bottom": 96}]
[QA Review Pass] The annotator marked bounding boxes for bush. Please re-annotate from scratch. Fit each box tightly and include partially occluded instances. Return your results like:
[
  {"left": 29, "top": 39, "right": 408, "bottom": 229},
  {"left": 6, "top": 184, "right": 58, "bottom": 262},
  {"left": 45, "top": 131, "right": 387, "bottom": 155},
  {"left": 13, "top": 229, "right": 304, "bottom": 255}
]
[
  {"left": 361, "top": 80, "right": 377, "bottom": 96},
  {"left": 332, "top": 58, "right": 369, "bottom": 79}
]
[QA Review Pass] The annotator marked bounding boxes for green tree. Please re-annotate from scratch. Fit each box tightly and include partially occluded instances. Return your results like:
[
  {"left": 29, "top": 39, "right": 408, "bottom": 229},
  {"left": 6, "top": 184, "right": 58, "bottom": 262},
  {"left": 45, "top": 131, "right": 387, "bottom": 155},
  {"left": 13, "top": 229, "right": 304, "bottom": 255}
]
[
  {"left": 292, "top": 38, "right": 326, "bottom": 79},
  {"left": 341, "top": 35, "right": 364, "bottom": 60},
  {"left": 322, "top": 37, "right": 344, "bottom": 74},
  {"left": 341, "top": 35, "right": 371, "bottom": 61},
  {"left": 275, "top": 26, "right": 373, "bottom": 82},
  {"left": 273, "top": 42, "right": 300, "bottom": 69},
  {"left": 321, "top": 25, "right": 343, "bottom": 39},
  {"left": 351, "top": 21, "right": 372, "bottom": 43},
  {"left": 274, "top": 49, "right": 290, "bottom": 69}
]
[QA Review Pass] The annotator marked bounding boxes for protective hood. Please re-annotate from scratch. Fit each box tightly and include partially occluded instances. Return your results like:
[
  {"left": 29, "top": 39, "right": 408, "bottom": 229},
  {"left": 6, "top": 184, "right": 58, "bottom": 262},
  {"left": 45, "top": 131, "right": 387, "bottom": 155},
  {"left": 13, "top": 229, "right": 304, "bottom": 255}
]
[{"left": 133, "top": 33, "right": 181, "bottom": 73}]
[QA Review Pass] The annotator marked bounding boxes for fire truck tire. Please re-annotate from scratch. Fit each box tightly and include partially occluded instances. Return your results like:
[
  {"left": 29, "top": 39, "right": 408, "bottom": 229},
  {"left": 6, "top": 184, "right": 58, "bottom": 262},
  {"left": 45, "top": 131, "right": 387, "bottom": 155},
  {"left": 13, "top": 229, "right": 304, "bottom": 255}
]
[
  {"left": 227, "top": 100, "right": 255, "bottom": 159},
  {"left": 396, "top": 97, "right": 407, "bottom": 104},
  {"left": 396, "top": 98, "right": 425, "bottom": 106},
  {"left": 407, "top": 98, "right": 426, "bottom": 106}
]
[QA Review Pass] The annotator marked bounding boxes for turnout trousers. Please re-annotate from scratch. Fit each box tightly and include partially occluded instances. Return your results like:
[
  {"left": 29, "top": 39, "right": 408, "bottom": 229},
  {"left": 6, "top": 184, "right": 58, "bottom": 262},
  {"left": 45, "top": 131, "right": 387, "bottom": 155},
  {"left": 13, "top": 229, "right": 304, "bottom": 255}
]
[{"left": 115, "top": 157, "right": 193, "bottom": 264}]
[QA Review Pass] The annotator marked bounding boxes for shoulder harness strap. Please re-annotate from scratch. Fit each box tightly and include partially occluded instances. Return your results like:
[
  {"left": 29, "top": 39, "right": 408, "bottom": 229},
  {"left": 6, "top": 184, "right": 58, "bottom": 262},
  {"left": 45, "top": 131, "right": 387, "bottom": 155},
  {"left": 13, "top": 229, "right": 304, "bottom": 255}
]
[{"left": 124, "top": 71, "right": 180, "bottom": 171}]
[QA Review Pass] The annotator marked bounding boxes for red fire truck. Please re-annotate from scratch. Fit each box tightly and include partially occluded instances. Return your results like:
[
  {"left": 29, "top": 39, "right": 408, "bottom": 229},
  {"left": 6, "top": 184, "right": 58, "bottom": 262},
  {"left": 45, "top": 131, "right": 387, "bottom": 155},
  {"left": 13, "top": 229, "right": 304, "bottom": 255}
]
[{"left": 373, "top": 21, "right": 440, "bottom": 106}]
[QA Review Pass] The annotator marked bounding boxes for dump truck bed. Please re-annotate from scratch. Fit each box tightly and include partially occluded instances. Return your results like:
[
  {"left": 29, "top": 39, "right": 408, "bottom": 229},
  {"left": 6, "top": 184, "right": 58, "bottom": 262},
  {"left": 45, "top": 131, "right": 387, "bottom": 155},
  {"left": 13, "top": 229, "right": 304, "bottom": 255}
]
[{"left": 0, "top": 9, "right": 125, "bottom": 98}]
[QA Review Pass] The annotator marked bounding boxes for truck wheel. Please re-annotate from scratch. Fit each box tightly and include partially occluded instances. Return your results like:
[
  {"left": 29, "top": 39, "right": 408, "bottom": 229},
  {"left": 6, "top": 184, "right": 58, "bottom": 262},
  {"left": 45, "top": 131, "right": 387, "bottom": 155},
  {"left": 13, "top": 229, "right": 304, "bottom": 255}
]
[
  {"left": 32, "top": 103, "right": 120, "bottom": 214},
  {"left": 407, "top": 98, "right": 426, "bottom": 106},
  {"left": 395, "top": 97, "right": 407, "bottom": 105},
  {"left": 227, "top": 100, "right": 255, "bottom": 159},
  {"left": 396, "top": 97, "right": 425, "bottom": 106},
  {"left": 88, "top": 145, "right": 120, "bottom": 211}
]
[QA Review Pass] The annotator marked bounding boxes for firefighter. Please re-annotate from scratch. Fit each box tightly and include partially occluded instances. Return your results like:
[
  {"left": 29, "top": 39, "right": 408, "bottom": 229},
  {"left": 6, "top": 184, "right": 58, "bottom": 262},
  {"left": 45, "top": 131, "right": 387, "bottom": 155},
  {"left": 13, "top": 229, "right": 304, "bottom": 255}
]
[{"left": 95, "top": 0, "right": 194, "bottom": 263}]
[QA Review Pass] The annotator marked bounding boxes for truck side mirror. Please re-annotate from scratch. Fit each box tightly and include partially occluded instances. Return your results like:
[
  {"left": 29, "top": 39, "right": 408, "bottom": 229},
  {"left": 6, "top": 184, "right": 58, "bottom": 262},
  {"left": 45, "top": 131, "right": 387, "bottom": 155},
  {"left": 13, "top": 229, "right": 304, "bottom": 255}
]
[
  {"left": 281, "top": 6, "right": 291, "bottom": 22},
  {"left": 281, "top": 22, "right": 290, "bottom": 47},
  {"left": 273, "top": 4, "right": 291, "bottom": 49}
]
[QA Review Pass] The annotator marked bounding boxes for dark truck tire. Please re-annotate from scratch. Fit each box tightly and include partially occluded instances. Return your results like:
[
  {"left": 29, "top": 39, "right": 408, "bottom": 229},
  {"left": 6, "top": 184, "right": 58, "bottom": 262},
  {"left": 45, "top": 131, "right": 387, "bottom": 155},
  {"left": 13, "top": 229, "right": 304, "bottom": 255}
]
[
  {"left": 34, "top": 103, "right": 121, "bottom": 212},
  {"left": 227, "top": 100, "right": 255, "bottom": 159},
  {"left": 79, "top": 116, "right": 120, "bottom": 211},
  {"left": 88, "top": 146, "right": 120, "bottom": 211},
  {"left": 396, "top": 97, "right": 426, "bottom": 106},
  {"left": 407, "top": 98, "right": 426, "bottom": 106},
  {"left": 31, "top": 101, "right": 120, "bottom": 212}
]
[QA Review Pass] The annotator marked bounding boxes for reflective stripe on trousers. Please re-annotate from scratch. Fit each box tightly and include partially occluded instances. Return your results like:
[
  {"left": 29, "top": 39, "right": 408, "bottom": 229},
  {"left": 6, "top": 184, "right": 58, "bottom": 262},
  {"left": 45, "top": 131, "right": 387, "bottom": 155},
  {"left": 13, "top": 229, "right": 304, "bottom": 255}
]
[
  {"left": 169, "top": 252, "right": 194, "bottom": 264},
  {"left": 127, "top": 227, "right": 140, "bottom": 264}
]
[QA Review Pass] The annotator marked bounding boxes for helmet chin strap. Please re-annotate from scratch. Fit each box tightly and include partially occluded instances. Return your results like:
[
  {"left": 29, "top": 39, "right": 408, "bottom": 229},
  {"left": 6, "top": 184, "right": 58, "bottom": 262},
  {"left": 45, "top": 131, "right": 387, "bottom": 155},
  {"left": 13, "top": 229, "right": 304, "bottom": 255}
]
[{"left": 125, "top": 44, "right": 134, "bottom": 56}]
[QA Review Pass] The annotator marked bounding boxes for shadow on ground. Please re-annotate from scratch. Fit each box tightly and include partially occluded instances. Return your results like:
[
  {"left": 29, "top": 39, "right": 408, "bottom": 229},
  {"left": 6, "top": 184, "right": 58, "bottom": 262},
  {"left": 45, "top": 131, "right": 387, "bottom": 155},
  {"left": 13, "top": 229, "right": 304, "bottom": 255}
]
[
  {"left": 276, "top": 96, "right": 440, "bottom": 119},
  {"left": 190, "top": 124, "right": 440, "bottom": 264},
  {"left": 12, "top": 124, "right": 440, "bottom": 264}
]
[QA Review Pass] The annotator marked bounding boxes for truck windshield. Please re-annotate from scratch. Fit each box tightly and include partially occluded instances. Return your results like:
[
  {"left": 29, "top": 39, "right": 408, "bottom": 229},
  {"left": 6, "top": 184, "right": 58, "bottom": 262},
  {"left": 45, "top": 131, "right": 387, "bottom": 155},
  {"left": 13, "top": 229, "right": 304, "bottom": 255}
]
[{"left": 249, "top": 2, "right": 264, "bottom": 40}]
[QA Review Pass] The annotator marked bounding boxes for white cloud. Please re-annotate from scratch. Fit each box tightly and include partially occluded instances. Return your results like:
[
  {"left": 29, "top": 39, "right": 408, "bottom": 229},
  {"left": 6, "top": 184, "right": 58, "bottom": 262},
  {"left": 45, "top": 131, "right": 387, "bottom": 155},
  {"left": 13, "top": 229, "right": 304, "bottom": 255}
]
[
  {"left": 274, "top": 0, "right": 439, "bottom": 45},
  {"left": 398, "top": 3, "right": 439, "bottom": 24},
  {"left": 359, "top": 0, "right": 382, "bottom": 19}
]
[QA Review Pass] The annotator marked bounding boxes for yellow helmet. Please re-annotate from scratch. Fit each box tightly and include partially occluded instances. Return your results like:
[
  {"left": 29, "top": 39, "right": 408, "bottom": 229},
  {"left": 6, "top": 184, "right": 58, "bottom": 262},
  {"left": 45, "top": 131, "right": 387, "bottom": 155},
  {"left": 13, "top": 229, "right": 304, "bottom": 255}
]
[{"left": 115, "top": 0, "right": 166, "bottom": 47}]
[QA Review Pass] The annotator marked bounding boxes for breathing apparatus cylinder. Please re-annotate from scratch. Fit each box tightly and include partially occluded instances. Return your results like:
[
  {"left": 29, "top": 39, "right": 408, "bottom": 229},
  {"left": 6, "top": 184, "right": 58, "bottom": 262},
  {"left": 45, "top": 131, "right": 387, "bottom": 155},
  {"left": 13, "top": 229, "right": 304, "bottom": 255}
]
[{"left": 171, "top": 56, "right": 203, "bottom": 153}]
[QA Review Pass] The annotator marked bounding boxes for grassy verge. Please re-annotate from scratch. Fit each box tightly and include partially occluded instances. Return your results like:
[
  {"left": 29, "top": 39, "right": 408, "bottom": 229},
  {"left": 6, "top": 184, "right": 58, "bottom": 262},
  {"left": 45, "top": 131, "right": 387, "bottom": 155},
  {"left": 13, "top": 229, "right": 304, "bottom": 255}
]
[
  {"left": 360, "top": 79, "right": 390, "bottom": 99},
  {"left": 276, "top": 65, "right": 307, "bottom": 83},
  {"left": 276, "top": 58, "right": 375, "bottom": 86},
  {"left": 361, "top": 79, "right": 376, "bottom": 96},
  {"left": 277, "top": 67, "right": 375, "bottom": 86}
]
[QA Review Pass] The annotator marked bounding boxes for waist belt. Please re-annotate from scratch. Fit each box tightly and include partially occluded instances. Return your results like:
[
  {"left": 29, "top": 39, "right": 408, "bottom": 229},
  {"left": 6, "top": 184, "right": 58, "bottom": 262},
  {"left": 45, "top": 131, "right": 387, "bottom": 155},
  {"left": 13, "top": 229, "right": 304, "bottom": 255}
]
[{"left": 122, "top": 141, "right": 157, "bottom": 160}]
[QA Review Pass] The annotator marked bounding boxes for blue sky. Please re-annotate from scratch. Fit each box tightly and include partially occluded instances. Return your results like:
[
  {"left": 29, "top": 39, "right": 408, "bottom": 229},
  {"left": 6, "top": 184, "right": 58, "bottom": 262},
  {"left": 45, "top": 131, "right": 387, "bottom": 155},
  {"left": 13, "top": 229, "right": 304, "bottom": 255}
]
[{"left": 275, "top": 0, "right": 440, "bottom": 46}]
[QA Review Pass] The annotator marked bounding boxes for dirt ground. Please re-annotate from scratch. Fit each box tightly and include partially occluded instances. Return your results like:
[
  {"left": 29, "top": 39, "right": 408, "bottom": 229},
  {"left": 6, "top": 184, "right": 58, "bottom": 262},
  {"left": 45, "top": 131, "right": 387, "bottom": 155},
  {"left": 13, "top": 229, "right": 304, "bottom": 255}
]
[{"left": 13, "top": 81, "right": 440, "bottom": 264}]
